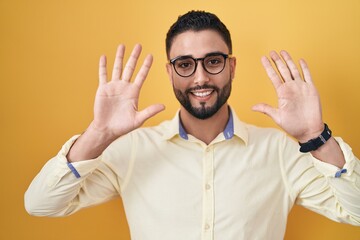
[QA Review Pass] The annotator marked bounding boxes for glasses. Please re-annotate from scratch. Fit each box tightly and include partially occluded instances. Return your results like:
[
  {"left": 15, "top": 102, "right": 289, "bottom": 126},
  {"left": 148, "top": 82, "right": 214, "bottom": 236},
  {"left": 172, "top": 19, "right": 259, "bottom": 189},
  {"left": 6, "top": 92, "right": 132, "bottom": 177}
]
[{"left": 169, "top": 52, "right": 231, "bottom": 77}]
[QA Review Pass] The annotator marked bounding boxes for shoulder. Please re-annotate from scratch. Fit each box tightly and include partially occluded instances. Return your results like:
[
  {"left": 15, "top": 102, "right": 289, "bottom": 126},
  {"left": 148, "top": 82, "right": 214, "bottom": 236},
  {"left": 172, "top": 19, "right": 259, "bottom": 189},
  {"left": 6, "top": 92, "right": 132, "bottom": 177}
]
[
  {"left": 101, "top": 120, "right": 173, "bottom": 172},
  {"left": 231, "top": 108, "right": 287, "bottom": 145},
  {"left": 240, "top": 122, "right": 295, "bottom": 150},
  {"left": 131, "top": 119, "right": 174, "bottom": 140},
  {"left": 246, "top": 123, "right": 285, "bottom": 139},
  {"left": 107, "top": 119, "right": 174, "bottom": 149}
]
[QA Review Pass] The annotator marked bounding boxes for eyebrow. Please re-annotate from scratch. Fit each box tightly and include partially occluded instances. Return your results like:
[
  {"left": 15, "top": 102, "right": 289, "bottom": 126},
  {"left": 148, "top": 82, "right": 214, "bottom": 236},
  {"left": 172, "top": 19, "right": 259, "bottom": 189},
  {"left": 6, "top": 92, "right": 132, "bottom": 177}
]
[{"left": 172, "top": 51, "right": 227, "bottom": 60}]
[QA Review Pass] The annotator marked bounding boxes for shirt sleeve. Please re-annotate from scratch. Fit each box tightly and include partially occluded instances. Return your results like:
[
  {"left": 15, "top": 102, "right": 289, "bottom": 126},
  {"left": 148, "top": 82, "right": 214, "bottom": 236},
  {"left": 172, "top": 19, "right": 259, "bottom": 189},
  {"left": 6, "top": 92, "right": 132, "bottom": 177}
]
[
  {"left": 280, "top": 135, "right": 360, "bottom": 226},
  {"left": 312, "top": 137, "right": 359, "bottom": 178},
  {"left": 24, "top": 135, "right": 121, "bottom": 217}
]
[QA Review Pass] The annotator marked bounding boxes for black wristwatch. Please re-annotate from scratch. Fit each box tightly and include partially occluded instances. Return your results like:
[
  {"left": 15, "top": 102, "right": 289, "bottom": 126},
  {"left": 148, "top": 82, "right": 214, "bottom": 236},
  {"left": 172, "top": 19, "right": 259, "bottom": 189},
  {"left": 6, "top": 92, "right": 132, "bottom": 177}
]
[{"left": 299, "top": 123, "right": 332, "bottom": 153}]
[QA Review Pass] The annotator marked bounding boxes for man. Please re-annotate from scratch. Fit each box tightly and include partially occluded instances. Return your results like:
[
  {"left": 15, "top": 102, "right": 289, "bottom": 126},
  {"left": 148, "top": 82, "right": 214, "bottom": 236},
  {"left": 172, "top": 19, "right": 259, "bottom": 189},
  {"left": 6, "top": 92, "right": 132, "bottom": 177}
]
[{"left": 25, "top": 10, "right": 360, "bottom": 239}]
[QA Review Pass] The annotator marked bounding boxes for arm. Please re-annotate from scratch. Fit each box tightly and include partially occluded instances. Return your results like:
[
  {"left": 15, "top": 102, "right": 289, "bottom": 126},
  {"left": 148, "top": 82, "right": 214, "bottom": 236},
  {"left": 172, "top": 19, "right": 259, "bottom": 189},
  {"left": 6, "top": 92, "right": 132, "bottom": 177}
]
[
  {"left": 252, "top": 50, "right": 344, "bottom": 168},
  {"left": 280, "top": 134, "right": 360, "bottom": 225},
  {"left": 25, "top": 136, "right": 120, "bottom": 216},
  {"left": 253, "top": 50, "right": 360, "bottom": 224},
  {"left": 25, "top": 44, "right": 165, "bottom": 216}
]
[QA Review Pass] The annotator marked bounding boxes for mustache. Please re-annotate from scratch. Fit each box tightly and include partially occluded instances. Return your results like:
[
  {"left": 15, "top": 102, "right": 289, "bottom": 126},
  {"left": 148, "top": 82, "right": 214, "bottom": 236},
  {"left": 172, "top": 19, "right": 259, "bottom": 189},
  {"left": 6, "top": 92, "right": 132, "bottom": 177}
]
[{"left": 185, "top": 84, "right": 220, "bottom": 95}]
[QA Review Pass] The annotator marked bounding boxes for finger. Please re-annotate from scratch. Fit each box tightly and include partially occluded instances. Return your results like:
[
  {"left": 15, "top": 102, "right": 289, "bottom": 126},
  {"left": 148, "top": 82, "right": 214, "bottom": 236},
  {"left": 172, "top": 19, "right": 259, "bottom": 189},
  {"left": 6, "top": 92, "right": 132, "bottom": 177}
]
[
  {"left": 133, "top": 54, "right": 153, "bottom": 88},
  {"left": 269, "top": 51, "right": 293, "bottom": 82},
  {"left": 261, "top": 56, "right": 282, "bottom": 89},
  {"left": 280, "top": 50, "right": 302, "bottom": 81},
  {"left": 136, "top": 104, "right": 166, "bottom": 125},
  {"left": 99, "top": 55, "right": 107, "bottom": 84},
  {"left": 299, "top": 59, "right": 313, "bottom": 84},
  {"left": 252, "top": 103, "right": 279, "bottom": 124},
  {"left": 111, "top": 44, "right": 125, "bottom": 81},
  {"left": 122, "top": 44, "right": 142, "bottom": 82}
]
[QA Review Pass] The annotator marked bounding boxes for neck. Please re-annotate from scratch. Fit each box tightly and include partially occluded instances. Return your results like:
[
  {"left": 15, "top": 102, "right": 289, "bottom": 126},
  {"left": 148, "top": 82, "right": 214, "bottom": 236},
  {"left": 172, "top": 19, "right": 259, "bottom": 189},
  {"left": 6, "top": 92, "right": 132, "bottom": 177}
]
[{"left": 179, "top": 104, "right": 230, "bottom": 145}]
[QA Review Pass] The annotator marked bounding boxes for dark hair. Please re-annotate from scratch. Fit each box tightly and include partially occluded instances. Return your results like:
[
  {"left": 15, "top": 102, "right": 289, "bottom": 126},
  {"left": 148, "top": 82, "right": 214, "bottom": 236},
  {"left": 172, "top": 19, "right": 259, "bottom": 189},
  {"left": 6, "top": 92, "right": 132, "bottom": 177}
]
[{"left": 166, "top": 10, "right": 232, "bottom": 59}]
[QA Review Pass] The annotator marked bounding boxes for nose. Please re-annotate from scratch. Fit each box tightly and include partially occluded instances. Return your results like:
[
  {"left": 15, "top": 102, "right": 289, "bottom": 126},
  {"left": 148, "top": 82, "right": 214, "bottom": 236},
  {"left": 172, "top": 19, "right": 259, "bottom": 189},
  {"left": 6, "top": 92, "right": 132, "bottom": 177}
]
[{"left": 193, "top": 61, "right": 210, "bottom": 85}]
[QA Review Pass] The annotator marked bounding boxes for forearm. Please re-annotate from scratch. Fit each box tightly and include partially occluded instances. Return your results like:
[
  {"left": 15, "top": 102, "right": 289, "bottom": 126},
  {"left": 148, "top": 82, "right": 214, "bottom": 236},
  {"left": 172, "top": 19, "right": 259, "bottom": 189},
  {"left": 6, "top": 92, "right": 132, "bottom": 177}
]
[
  {"left": 297, "top": 170, "right": 360, "bottom": 225},
  {"left": 25, "top": 140, "right": 119, "bottom": 216},
  {"left": 67, "top": 122, "right": 117, "bottom": 162},
  {"left": 284, "top": 135, "right": 360, "bottom": 225},
  {"left": 310, "top": 137, "right": 345, "bottom": 168},
  {"left": 24, "top": 156, "right": 97, "bottom": 216},
  {"left": 305, "top": 146, "right": 360, "bottom": 225}
]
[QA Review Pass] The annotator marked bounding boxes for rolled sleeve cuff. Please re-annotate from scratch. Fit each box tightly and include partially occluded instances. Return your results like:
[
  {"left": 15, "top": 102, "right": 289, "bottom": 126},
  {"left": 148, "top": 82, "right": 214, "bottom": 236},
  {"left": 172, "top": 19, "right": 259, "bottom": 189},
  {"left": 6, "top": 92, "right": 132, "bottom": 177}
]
[
  {"left": 58, "top": 135, "right": 103, "bottom": 178},
  {"left": 313, "top": 137, "right": 359, "bottom": 178}
]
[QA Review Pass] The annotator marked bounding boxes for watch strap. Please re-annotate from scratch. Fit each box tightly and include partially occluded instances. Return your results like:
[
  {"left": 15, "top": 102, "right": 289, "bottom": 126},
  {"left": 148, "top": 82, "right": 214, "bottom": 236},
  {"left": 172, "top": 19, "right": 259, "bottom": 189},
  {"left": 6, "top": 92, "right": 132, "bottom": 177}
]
[{"left": 299, "top": 123, "right": 332, "bottom": 153}]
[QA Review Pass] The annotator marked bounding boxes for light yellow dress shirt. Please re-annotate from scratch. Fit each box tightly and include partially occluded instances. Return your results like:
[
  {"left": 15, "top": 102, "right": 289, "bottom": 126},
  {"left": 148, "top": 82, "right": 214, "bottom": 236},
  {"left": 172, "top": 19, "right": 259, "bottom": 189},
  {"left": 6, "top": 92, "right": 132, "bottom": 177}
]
[{"left": 25, "top": 109, "right": 360, "bottom": 240}]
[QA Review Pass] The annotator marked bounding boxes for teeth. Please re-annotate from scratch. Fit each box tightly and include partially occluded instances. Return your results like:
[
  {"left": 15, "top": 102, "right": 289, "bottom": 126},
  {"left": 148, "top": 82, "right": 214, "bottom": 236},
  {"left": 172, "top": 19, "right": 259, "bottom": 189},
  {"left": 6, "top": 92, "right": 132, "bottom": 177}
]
[{"left": 192, "top": 91, "right": 212, "bottom": 97}]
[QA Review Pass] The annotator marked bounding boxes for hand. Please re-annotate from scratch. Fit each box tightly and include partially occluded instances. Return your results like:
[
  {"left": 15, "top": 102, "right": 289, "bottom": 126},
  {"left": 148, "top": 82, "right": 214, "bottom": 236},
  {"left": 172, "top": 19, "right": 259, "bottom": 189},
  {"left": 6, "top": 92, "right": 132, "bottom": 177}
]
[
  {"left": 252, "top": 50, "right": 324, "bottom": 142},
  {"left": 91, "top": 44, "right": 165, "bottom": 140}
]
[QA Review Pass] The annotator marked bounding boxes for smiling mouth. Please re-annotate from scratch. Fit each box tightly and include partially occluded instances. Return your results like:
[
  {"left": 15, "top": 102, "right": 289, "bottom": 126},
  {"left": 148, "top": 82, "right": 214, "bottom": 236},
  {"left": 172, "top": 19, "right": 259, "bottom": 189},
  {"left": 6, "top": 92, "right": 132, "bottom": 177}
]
[{"left": 191, "top": 90, "right": 214, "bottom": 98}]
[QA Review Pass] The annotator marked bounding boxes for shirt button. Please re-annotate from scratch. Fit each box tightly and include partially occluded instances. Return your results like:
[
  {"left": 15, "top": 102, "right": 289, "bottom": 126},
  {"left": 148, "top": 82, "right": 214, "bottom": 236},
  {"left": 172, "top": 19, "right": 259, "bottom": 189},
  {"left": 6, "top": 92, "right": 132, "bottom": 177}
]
[
  {"left": 204, "top": 224, "right": 210, "bottom": 230},
  {"left": 205, "top": 184, "right": 211, "bottom": 190}
]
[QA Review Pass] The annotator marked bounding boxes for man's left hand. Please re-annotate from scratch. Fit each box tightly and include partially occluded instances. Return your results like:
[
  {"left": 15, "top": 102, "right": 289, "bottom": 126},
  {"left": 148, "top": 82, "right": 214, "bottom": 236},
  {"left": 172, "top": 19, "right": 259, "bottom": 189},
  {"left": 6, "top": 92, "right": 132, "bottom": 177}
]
[{"left": 252, "top": 50, "right": 324, "bottom": 143}]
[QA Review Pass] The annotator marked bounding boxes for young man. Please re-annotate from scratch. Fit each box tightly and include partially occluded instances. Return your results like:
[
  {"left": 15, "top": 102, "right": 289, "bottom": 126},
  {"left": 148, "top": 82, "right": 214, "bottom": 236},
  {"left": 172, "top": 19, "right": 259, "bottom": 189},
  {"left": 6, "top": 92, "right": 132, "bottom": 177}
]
[{"left": 25, "top": 11, "right": 360, "bottom": 239}]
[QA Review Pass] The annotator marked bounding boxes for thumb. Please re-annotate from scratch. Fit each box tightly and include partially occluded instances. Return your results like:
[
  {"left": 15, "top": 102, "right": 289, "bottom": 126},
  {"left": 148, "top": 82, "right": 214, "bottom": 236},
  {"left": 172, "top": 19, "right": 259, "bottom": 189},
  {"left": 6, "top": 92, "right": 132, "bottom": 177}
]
[
  {"left": 136, "top": 104, "right": 166, "bottom": 125},
  {"left": 252, "top": 103, "right": 279, "bottom": 123}
]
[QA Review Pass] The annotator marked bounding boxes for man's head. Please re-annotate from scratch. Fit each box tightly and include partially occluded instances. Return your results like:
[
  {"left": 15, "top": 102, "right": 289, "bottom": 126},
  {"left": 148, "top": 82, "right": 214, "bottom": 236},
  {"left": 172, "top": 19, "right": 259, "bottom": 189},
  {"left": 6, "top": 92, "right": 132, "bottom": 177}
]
[
  {"left": 166, "top": 10, "right": 232, "bottom": 60},
  {"left": 166, "top": 11, "right": 236, "bottom": 120}
]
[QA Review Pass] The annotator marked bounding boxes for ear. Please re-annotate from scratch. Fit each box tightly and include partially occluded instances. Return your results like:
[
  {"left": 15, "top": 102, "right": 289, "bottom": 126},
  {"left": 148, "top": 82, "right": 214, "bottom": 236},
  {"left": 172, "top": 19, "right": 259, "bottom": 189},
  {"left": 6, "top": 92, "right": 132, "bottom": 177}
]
[
  {"left": 166, "top": 63, "right": 174, "bottom": 84},
  {"left": 229, "top": 56, "right": 236, "bottom": 80}
]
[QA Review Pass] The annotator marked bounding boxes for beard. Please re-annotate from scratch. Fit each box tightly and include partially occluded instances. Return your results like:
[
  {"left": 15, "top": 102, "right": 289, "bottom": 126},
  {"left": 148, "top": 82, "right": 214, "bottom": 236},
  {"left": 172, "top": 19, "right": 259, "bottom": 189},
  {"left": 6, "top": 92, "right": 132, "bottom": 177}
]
[{"left": 173, "top": 79, "right": 232, "bottom": 120}]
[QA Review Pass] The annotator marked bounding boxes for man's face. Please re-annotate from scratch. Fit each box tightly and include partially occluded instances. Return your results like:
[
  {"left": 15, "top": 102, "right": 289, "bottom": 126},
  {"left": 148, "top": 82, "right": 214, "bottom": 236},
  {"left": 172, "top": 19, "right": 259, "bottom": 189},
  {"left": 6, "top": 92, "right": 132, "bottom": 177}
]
[{"left": 167, "top": 30, "right": 236, "bottom": 119}]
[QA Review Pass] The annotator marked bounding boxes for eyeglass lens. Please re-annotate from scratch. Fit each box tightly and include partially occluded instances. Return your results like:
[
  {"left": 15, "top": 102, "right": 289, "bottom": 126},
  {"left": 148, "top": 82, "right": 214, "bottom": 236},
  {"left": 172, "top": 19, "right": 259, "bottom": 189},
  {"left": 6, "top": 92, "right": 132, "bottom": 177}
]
[{"left": 173, "top": 54, "right": 227, "bottom": 77}]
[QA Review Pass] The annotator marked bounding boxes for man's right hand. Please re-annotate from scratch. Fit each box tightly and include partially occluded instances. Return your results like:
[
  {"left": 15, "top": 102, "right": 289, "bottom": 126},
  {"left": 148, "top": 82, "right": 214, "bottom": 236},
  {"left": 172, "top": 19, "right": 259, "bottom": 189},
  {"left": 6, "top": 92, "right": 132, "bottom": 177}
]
[
  {"left": 67, "top": 44, "right": 165, "bottom": 162},
  {"left": 92, "top": 44, "right": 165, "bottom": 140}
]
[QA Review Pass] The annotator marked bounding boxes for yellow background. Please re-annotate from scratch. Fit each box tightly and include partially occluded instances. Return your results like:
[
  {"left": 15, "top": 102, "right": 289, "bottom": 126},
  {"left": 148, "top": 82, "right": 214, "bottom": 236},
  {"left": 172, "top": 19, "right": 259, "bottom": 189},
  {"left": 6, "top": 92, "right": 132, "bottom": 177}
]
[{"left": 1, "top": 0, "right": 359, "bottom": 239}]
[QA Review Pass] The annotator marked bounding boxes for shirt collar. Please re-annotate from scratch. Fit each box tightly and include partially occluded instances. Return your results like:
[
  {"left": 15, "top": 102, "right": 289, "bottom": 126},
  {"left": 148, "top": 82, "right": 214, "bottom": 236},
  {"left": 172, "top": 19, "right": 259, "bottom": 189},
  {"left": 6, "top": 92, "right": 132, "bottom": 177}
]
[
  {"left": 178, "top": 118, "right": 189, "bottom": 140},
  {"left": 163, "top": 107, "right": 248, "bottom": 145},
  {"left": 178, "top": 113, "right": 233, "bottom": 140},
  {"left": 223, "top": 110, "right": 234, "bottom": 140}
]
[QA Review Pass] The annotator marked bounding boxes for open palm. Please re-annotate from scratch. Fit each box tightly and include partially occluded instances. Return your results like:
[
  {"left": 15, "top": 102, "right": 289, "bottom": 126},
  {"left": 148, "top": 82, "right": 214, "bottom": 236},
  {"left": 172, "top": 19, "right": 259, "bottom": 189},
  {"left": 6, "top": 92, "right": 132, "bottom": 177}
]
[
  {"left": 92, "top": 44, "right": 165, "bottom": 139},
  {"left": 252, "top": 50, "right": 324, "bottom": 142}
]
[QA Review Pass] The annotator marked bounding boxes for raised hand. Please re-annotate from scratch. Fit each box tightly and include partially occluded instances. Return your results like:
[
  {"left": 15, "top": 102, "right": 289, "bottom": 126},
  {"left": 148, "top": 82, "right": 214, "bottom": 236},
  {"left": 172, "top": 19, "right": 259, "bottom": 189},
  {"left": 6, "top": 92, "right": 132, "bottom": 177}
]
[
  {"left": 91, "top": 44, "right": 165, "bottom": 140},
  {"left": 67, "top": 44, "right": 165, "bottom": 162},
  {"left": 252, "top": 50, "right": 324, "bottom": 142}
]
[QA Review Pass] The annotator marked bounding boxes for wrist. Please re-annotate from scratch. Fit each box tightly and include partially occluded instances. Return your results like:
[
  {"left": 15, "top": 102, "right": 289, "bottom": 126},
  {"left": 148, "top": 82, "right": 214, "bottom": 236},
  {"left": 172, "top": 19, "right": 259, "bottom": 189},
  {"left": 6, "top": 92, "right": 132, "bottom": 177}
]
[
  {"left": 297, "top": 122, "right": 325, "bottom": 144},
  {"left": 87, "top": 121, "right": 118, "bottom": 143},
  {"left": 67, "top": 122, "right": 118, "bottom": 162},
  {"left": 298, "top": 123, "right": 332, "bottom": 153},
  {"left": 310, "top": 137, "right": 345, "bottom": 168}
]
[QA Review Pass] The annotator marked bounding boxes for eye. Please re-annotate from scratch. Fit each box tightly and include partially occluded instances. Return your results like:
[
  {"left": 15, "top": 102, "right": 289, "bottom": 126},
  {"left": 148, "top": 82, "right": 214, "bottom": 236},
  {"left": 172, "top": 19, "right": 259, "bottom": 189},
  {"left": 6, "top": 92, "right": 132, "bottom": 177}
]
[
  {"left": 205, "top": 56, "right": 224, "bottom": 67},
  {"left": 209, "top": 59, "right": 220, "bottom": 64},
  {"left": 176, "top": 59, "right": 194, "bottom": 69}
]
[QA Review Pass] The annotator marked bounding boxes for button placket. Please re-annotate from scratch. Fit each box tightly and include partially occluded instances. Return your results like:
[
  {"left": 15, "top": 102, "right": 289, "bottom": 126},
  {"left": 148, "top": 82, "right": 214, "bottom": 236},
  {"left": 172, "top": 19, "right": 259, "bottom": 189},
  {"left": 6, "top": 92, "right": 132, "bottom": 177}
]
[{"left": 202, "top": 145, "right": 214, "bottom": 240}]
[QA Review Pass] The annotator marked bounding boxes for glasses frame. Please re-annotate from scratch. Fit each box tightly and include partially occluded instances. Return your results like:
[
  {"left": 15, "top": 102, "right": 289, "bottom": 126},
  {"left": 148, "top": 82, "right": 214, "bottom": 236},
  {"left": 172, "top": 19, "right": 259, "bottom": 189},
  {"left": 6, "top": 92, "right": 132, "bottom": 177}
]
[{"left": 169, "top": 52, "right": 231, "bottom": 78}]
